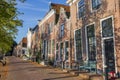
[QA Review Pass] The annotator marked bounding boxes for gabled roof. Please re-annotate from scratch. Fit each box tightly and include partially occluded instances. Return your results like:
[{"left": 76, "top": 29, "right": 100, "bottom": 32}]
[
  {"left": 50, "top": 3, "right": 70, "bottom": 14},
  {"left": 38, "top": 3, "right": 70, "bottom": 26},
  {"left": 50, "top": 3, "right": 70, "bottom": 24}
]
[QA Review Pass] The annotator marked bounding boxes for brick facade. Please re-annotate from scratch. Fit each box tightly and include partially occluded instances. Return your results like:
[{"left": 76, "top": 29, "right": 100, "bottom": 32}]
[
  {"left": 67, "top": 0, "right": 120, "bottom": 77},
  {"left": 21, "top": 1, "right": 120, "bottom": 79}
]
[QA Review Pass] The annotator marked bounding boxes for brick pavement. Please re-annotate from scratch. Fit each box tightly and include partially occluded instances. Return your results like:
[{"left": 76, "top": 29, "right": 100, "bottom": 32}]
[
  {"left": 1, "top": 56, "right": 120, "bottom": 80},
  {"left": 6, "top": 56, "right": 81, "bottom": 80}
]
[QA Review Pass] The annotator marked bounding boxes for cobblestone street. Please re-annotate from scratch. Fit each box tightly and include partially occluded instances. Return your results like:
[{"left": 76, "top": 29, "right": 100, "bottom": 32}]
[{"left": 5, "top": 56, "right": 80, "bottom": 80}]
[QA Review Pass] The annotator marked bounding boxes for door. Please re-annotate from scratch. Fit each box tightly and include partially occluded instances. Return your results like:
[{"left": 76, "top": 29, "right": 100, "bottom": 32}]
[{"left": 104, "top": 38, "right": 115, "bottom": 79}]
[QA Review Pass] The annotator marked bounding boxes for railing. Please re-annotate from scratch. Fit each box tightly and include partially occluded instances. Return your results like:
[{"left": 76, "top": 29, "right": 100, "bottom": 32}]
[{"left": 79, "top": 61, "right": 96, "bottom": 73}]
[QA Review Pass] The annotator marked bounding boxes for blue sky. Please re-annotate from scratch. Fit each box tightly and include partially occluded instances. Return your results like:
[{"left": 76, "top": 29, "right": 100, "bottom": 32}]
[{"left": 15, "top": 0, "right": 66, "bottom": 43}]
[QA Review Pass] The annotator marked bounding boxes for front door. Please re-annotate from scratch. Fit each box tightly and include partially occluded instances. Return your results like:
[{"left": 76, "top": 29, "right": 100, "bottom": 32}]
[{"left": 104, "top": 38, "right": 115, "bottom": 79}]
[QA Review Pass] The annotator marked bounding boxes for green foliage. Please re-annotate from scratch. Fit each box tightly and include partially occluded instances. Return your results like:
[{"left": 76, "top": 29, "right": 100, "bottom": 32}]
[{"left": 0, "top": 0, "right": 25, "bottom": 54}]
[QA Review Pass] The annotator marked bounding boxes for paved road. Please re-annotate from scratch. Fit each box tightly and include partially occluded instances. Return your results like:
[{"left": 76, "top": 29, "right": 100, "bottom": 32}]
[{"left": 6, "top": 56, "right": 80, "bottom": 80}]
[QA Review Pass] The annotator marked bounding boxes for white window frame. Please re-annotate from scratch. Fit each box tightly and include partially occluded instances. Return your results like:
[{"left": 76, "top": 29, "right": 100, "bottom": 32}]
[
  {"left": 60, "top": 42, "right": 64, "bottom": 61},
  {"left": 60, "top": 24, "right": 65, "bottom": 38},
  {"left": 64, "top": 40, "right": 69, "bottom": 61},
  {"left": 100, "top": 16, "right": 117, "bottom": 73},
  {"left": 90, "top": 0, "right": 101, "bottom": 12},
  {"left": 74, "top": 28, "right": 83, "bottom": 61},
  {"left": 77, "top": 0, "right": 85, "bottom": 19},
  {"left": 85, "top": 22, "right": 97, "bottom": 61},
  {"left": 55, "top": 42, "right": 59, "bottom": 61}
]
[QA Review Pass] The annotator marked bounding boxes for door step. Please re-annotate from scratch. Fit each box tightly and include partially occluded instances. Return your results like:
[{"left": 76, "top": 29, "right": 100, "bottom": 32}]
[
  {"left": 79, "top": 73, "right": 104, "bottom": 80},
  {"left": 69, "top": 70, "right": 83, "bottom": 76}
]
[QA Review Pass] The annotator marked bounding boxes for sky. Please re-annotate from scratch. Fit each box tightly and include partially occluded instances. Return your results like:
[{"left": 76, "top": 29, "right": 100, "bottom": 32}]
[{"left": 15, "top": 0, "right": 66, "bottom": 43}]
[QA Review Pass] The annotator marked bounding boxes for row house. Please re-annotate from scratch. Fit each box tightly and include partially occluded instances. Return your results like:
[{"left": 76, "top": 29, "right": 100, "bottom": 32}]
[
  {"left": 31, "top": 25, "right": 39, "bottom": 60},
  {"left": 67, "top": 0, "right": 120, "bottom": 79},
  {"left": 24, "top": 0, "right": 120, "bottom": 79},
  {"left": 38, "top": 3, "right": 70, "bottom": 67},
  {"left": 14, "top": 37, "right": 27, "bottom": 58},
  {"left": 27, "top": 28, "right": 33, "bottom": 57}
]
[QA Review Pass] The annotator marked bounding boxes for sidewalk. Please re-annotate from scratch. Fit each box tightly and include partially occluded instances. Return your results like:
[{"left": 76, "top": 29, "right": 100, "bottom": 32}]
[
  {"left": 2, "top": 57, "right": 119, "bottom": 80},
  {"left": 29, "top": 61, "right": 103, "bottom": 80}
]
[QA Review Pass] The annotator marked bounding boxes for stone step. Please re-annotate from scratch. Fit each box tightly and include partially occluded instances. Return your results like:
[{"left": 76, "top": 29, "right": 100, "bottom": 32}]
[
  {"left": 89, "top": 74, "right": 103, "bottom": 80},
  {"left": 69, "top": 70, "right": 83, "bottom": 76},
  {"left": 79, "top": 73, "right": 104, "bottom": 80},
  {"left": 62, "top": 69, "right": 69, "bottom": 73},
  {"left": 79, "top": 72, "right": 90, "bottom": 80}
]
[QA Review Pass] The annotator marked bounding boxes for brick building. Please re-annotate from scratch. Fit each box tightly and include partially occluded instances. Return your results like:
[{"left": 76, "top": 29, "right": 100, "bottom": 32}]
[
  {"left": 66, "top": 0, "right": 120, "bottom": 79},
  {"left": 20, "top": 0, "right": 120, "bottom": 79},
  {"left": 38, "top": 3, "right": 70, "bottom": 66}
]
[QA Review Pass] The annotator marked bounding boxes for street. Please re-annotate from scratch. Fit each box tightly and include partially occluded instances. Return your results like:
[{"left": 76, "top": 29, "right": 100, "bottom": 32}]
[{"left": 6, "top": 56, "right": 80, "bottom": 80}]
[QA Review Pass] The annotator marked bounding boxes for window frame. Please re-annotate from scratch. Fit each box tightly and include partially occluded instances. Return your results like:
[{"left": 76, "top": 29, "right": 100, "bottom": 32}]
[
  {"left": 101, "top": 17, "right": 113, "bottom": 38},
  {"left": 100, "top": 16, "right": 116, "bottom": 73},
  {"left": 91, "top": 0, "right": 101, "bottom": 11},
  {"left": 60, "top": 23, "right": 65, "bottom": 38},
  {"left": 64, "top": 41, "right": 69, "bottom": 60},
  {"left": 55, "top": 43, "right": 59, "bottom": 61},
  {"left": 78, "top": 0, "right": 85, "bottom": 18},
  {"left": 74, "top": 29, "right": 83, "bottom": 61},
  {"left": 85, "top": 23, "right": 97, "bottom": 61}
]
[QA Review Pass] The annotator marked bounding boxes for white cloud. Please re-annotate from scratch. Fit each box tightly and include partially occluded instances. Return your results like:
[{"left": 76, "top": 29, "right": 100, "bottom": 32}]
[{"left": 17, "top": 1, "right": 48, "bottom": 12}]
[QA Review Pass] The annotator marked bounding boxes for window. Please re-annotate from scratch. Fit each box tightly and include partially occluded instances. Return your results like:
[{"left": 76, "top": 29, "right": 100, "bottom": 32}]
[
  {"left": 78, "top": 0, "right": 85, "bottom": 18},
  {"left": 60, "top": 43, "right": 63, "bottom": 60},
  {"left": 52, "top": 40, "right": 55, "bottom": 55},
  {"left": 91, "top": 0, "right": 101, "bottom": 10},
  {"left": 75, "top": 29, "right": 82, "bottom": 61},
  {"left": 48, "top": 40, "right": 51, "bottom": 54},
  {"left": 102, "top": 17, "right": 113, "bottom": 37},
  {"left": 50, "top": 22, "right": 54, "bottom": 32},
  {"left": 56, "top": 43, "right": 59, "bottom": 60},
  {"left": 86, "top": 24, "right": 96, "bottom": 61},
  {"left": 22, "top": 43, "right": 27, "bottom": 47},
  {"left": 65, "top": 41, "right": 69, "bottom": 60},
  {"left": 48, "top": 24, "right": 51, "bottom": 35},
  {"left": 60, "top": 24, "right": 64, "bottom": 38}
]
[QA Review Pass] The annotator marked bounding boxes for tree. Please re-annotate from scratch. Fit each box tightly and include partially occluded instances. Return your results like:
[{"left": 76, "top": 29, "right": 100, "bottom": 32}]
[{"left": 0, "top": 0, "right": 25, "bottom": 54}]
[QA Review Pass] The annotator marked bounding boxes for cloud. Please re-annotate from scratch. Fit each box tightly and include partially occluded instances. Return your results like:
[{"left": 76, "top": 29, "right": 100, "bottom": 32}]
[
  {"left": 19, "top": 15, "right": 42, "bottom": 22},
  {"left": 17, "top": 1, "right": 48, "bottom": 12}
]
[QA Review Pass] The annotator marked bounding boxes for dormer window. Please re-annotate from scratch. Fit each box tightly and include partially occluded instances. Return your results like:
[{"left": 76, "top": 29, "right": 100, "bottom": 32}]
[
  {"left": 91, "top": 0, "right": 101, "bottom": 10},
  {"left": 78, "top": 0, "right": 85, "bottom": 18}
]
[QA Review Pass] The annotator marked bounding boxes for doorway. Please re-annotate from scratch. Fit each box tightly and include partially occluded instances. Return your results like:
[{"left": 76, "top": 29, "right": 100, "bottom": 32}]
[{"left": 103, "top": 38, "right": 115, "bottom": 79}]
